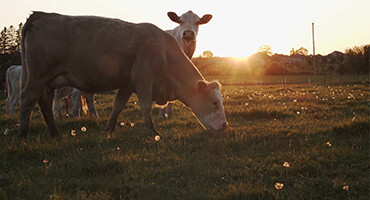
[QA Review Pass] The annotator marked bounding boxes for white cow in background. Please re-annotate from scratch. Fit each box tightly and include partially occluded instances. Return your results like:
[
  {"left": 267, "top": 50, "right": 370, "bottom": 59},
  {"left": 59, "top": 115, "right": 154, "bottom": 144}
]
[
  {"left": 160, "top": 10, "right": 212, "bottom": 118},
  {"left": 5, "top": 65, "right": 22, "bottom": 119},
  {"left": 5, "top": 65, "right": 98, "bottom": 119},
  {"left": 53, "top": 87, "right": 99, "bottom": 120}
]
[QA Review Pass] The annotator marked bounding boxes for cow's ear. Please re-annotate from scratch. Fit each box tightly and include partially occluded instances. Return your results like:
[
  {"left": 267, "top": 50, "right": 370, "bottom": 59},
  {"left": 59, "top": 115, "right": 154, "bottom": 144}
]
[
  {"left": 209, "top": 81, "right": 221, "bottom": 90},
  {"left": 196, "top": 80, "right": 208, "bottom": 94},
  {"left": 199, "top": 14, "right": 212, "bottom": 25},
  {"left": 168, "top": 12, "right": 180, "bottom": 23}
]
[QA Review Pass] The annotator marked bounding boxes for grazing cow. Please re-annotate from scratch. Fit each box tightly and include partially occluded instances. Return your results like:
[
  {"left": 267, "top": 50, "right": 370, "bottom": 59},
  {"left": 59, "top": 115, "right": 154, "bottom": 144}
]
[
  {"left": 18, "top": 11, "right": 227, "bottom": 138},
  {"left": 5, "top": 65, "right": 22, "bottom": 119},
  {"left": 160, "top": 11, "right": 212, "bottom": 118}
]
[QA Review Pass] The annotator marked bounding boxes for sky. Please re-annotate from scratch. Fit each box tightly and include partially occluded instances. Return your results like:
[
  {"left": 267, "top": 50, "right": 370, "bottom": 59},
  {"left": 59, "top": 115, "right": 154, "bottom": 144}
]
[{"left": 1, "top": 0, "right": 369, "bottom": 57}]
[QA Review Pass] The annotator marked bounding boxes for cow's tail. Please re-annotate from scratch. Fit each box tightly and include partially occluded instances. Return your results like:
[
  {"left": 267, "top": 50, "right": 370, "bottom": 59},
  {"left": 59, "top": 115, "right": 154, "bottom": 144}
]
[{"left": 21, "top": 12, "right": 48, "bottom": 93}]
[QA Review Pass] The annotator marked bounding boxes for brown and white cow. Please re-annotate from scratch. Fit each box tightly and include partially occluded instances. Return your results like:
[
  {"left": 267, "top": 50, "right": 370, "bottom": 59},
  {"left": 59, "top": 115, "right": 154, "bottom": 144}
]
[
  {"left": 160, "top": 11, "right": 212, "bottom": 118},
  {"left": 18, "top": 12, "right": 227, "bottom": 138}
]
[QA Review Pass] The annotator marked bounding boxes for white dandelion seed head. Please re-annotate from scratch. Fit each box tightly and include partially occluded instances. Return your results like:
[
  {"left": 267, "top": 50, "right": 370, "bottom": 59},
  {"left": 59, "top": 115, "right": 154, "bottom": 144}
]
[
  {"left": 275, "top": 182, "right": 284, "bottom": 190},
  {"left": 120, "top": 122, "right": 125, "bottom": 127},
  {"left": 155, "top": 135, "right": 160, "bottom": 141},
  {"left": 4, "top": 128, "right": 9, "bottom": 136},
  {"left": 81, "top": 127, "right": 87, "bottom": 132},
  {"left": 283, "top": 162, "right": 290, "bottom": 168}
]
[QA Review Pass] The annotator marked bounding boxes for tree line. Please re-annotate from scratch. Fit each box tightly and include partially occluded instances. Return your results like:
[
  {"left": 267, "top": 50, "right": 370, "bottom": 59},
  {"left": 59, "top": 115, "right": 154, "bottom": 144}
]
[
  {"left": 194, "top": 45, "right": 369, "bottom": 76},
  {"left": 0, "top": 22, "right": 368, "bottom": 90}
]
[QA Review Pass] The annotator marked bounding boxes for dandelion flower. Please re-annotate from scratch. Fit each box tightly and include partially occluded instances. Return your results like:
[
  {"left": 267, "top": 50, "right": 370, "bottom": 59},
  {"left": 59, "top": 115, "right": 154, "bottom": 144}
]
[
  {"left": 164, "top": 113, "right": 169, "bottom": 118},
  {"left": 275, "top": 182, "right": 284, "bottom": 190},
  {"left": 245, "top": 102, "right": 249, "bottom": 106},
  {"left": 130, "top": 122, "right": 135, "bottom": 128},
  {"left": 155, "top": 135, "right": 160, "bottom": 141},
  {"left": 120, "top": 122, "right": 125, "bottom": 127},
  {"left": 293, "top": 99, "right": 297, "bottom": 102},
  {"left": 4, "top": 128, "right": 9, "bottom": 136},
  {"left": 43, "top": 159, "right": 48, "bottom": 164},
  {"left": 71, "top": 130, "right": 76, "bottom": 136},
  {"left": 343, "top": 185, "right": 349, "bottom": 191},
  {"left": 81, "top": 127, "right": 87, "bottom": 132},
  {"left": 116, "top": 147, "right": 120, "bottom": 151},
  {"left": 283, "top": 162, "right": 290, "bottom": 168},
  {"left": 297, "top": 111, "right": 300, "bottom": 115},
  {"left": 326, "top": 142, "right": 332, "bottom": 147}
]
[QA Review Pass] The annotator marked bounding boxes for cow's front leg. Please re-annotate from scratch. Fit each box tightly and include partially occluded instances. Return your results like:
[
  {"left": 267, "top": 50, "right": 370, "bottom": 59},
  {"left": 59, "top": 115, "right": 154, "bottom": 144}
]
[
  {"left": 135, "top": 86, "right": 159, "bottom": 136},
  {"left": 106, "top": 88, "right": 133, "bottom": 132}
]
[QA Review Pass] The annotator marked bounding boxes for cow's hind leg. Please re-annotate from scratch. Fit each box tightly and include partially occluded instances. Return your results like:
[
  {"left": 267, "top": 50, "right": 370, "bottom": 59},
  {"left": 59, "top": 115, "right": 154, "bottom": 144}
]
[
  {"left": 18, "top": 88, "right": 38, "bottom": 138},
  {"left": 53, "top": 89, "right": 62, "bottom": 120},
  {"left": 9, "top": 92, "right": 20, "bottom": 119},
  {"left": 71, "top": 88, "right": 82, "bottom": 117},
  {"left": 39, "top": 88, "right": 60, "bottom": 137},
  {"left": 85, "top": 93, "right": 99, "bottom": 118},
  {"left": 106, "top": 88, "right": 133, "bottom": 132}
]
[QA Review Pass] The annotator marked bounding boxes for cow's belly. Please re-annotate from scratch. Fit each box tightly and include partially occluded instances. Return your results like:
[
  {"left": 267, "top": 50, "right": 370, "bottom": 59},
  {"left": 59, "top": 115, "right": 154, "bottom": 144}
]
[{"left": 49, "top": 73, "right": 131, "bottom": 93}]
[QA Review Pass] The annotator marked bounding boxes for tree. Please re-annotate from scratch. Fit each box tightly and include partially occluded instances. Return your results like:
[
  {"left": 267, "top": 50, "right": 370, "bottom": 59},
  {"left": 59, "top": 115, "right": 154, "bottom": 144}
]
[
  {"left": 290, "top": 47, "right": 308, "bottom": 56},
  {"left": 201, "top": 50, "right": 213, "bottom": 58},
  {"left": 258, "top": 45, "right": 273, "bottom": 56},
  {"left": 15, "top": 23, "right": 23, "bottom": 51},
  {"left": 0, "top": 27, "right": 9, "bottom": 54},
  {"left": 338, "top": 45, "right": 369, "bottom": 74}
]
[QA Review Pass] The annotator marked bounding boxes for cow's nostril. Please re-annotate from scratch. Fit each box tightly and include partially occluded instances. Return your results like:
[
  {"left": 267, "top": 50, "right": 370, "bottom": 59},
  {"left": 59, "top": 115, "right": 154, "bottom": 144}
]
[{"left": 183, "top": 30, "right": 195, "bottom": 38}]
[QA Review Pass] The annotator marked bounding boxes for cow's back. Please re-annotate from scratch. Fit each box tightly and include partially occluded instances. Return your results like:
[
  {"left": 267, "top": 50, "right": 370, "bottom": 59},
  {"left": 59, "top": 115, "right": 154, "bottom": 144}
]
[{"left": 22, "top": 12, "right": 174, "bottom": 92}]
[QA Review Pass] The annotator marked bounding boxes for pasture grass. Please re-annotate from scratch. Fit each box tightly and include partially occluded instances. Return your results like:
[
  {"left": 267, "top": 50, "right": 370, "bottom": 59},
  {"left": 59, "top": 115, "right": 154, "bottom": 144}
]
[{"left": 0, "top": 80, "right": 369, "bottom": 199}]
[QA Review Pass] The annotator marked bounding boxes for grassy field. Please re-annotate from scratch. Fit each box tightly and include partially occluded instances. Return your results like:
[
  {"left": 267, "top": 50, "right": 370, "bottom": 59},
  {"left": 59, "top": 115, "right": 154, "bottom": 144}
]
[{"left": 0, "top": 77, "right": 369, "bottom": 199}]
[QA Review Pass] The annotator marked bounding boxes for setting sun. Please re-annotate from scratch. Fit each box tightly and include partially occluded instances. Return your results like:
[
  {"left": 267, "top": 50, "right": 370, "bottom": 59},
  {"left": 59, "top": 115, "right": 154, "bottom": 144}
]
[{"left": 1, "top": 0, "right": 369, "bottom": 57}]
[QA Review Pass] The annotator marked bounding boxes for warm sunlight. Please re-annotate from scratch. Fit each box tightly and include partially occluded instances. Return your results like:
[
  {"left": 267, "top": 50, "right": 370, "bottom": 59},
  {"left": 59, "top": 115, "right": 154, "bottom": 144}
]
[{"left": 1, "top": 0, "right": 369, "bottom": 57}]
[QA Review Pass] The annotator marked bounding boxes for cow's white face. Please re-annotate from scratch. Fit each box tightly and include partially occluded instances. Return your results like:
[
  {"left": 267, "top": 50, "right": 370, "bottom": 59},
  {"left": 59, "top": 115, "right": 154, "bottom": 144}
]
[
  {"left": 168, "top": 11, "right": 212, "bottom": 45},
  {"left": 190, "top": 80, "right": 228, "bottom": 131}
]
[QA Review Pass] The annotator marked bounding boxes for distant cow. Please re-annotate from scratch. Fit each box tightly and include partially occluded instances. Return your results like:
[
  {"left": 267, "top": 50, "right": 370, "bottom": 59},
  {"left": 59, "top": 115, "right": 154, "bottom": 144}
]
[
  {"left": 5, "top": 65, "right": 22, "bottom": 119},
  {"left": 18, "top": 12, "right": 227, "bottom": 138},
  {"left": 53, "top": 87, "right": 99, "bottom": 120},
  {"left": 5, "top": 65, "right": 97, "bottom": 120},
  {"left": 160, "top": 11, "right": 212, "bottom": 118}
]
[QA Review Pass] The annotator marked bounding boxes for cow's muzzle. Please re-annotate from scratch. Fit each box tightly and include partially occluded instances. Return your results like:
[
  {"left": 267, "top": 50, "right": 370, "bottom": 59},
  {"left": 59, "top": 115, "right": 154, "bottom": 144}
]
[{"left": 182, "top": 30, "right": 196, "bottom": 42}]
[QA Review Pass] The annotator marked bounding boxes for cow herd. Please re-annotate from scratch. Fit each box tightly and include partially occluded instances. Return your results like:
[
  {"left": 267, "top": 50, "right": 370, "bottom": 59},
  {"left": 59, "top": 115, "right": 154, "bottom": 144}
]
[{"left": 5, "top": 11, "right": 228, "bottom": 138}]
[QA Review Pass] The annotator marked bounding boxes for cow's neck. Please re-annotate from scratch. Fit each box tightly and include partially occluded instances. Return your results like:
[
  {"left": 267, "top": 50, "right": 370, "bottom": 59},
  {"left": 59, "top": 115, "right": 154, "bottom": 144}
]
[
  {"left": 180, "top": 39, "right": 196, "bottom": 59},
  {"left": 165, "top": 50, "right": 203, "bottom": 106}
]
